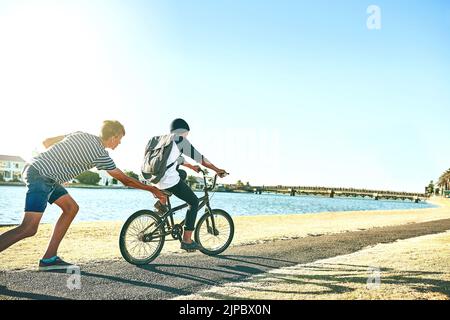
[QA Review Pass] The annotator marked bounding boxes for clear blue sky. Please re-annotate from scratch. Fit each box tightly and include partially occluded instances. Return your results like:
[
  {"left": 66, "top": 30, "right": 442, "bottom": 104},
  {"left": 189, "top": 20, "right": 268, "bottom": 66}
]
[{"left": 0, "top": 0, "right": 449, "bottom": 192}]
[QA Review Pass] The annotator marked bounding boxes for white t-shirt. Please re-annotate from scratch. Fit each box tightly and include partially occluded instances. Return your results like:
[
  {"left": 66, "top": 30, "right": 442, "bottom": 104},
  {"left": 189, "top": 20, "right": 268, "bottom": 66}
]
[
  {"left": 151, "top": 136, "right": 208, "bottom": 190},
  {"left": 154, "top": 141, "right": 182, "bottom": 190}
]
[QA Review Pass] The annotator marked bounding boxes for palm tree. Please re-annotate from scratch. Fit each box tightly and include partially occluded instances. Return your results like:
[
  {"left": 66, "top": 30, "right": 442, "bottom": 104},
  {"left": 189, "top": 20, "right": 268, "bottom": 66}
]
[
  {"left": 438, "top": 169, "right": 450, "bottom": 192},
  {"left": 124, "top": 170, "right": 139, "bottom": 180},
  {"left": 186, "top": 175, "right": 198, "bottom": 188},
  {"left": 427, "top": 180, "right": 435, "bottom": 195}
]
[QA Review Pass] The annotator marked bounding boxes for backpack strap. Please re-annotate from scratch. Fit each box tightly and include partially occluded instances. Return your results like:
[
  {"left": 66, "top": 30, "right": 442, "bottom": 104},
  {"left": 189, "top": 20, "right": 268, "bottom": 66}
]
[{"left": 166, "top": 161, "right": 177, "bottom": 170}]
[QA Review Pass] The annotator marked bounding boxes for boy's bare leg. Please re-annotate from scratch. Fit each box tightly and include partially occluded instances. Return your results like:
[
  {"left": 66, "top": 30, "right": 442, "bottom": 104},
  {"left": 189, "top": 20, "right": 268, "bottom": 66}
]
[
  {"left": 42, "top": 194, "right": 79, "bottom": 259},
  {"left": 0, "top": 212, "right": 42, "bottom": 252}
]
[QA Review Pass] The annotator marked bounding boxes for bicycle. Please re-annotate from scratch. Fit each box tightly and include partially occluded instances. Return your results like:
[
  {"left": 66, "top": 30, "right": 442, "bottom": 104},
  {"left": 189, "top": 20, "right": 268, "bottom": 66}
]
[{"left": 119, "top": 169, "right": 234, "bottom": 265}]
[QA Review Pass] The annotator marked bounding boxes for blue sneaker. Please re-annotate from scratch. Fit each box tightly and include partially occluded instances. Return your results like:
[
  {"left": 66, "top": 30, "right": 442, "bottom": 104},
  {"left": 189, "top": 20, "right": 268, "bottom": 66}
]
[{"left": 39, "top": 256, "right": 76, "bottom": 271}]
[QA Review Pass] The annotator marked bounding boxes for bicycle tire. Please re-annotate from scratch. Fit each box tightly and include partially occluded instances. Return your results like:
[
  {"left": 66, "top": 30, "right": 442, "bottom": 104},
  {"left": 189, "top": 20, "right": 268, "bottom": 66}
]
[
  {"left": 194, "top": 209, "right": 234, "bottom": 256},
  {"left": 119, "top": 210, "right": 165, "bottom": 265}
]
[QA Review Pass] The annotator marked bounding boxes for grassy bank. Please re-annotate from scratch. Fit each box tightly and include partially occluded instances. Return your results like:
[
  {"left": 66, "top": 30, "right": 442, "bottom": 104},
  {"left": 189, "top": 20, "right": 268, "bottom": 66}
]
[
  {"left": 0, "top": 198, "right": 449, "bottom": 271},
  {"left": 0, "top": 182, "right": 25, "bottom": 186}
]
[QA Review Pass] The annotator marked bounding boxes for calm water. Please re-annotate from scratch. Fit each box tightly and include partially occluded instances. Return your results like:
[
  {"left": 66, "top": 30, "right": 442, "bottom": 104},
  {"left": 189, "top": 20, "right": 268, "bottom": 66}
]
[{"left": 0, "top": 186, "right": 436, "bottom": 225}]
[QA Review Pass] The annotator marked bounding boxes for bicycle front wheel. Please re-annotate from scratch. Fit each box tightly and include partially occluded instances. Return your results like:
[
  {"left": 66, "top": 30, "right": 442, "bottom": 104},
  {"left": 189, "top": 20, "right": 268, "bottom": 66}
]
[
  {"left": 194, "top": 209, "right": 234, "bottom": 256},
  {"left": 119, "top": 210, "right": 165, "bottom": 265}
]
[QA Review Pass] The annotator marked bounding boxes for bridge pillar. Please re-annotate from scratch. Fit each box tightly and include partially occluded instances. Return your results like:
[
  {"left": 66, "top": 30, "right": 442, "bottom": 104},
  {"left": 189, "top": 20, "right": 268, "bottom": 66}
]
[
  {"left": 253, "top": 188, "right": 262, "bottom": 195},
  {"left": 329, "top": 190, "right": 335, "bottom": 198},
  {"left": 290, "top": 189, "right": 296, "bottom": 196}
]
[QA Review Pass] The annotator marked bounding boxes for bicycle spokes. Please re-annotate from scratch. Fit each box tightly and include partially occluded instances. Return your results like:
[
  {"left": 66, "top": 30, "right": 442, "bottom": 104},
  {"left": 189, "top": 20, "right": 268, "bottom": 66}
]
[
  {"left": 124, "top": 214, "right": 161, "bottom": 260},
  {"left": 197, "top": 212, "right": 232, "bottom": 252}
]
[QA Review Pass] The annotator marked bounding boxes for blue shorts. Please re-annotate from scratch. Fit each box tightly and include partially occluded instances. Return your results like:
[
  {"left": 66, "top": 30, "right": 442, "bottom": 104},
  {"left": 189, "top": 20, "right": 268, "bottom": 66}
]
[{"left": 23, "top": 165, "right": 68, "bottom": 213}]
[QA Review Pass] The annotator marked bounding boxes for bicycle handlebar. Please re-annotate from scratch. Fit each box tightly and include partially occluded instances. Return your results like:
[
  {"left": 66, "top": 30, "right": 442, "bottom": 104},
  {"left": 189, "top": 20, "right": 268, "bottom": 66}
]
[{"left": 198, "top": 169, "right": 229, "bottom": 191}]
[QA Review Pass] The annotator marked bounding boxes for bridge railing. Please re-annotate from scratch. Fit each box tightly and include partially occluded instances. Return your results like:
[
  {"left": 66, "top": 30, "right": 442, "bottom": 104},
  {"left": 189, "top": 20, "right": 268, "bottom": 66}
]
[{"left": 258, "top": 186, "right": 426, "bottom": 198}]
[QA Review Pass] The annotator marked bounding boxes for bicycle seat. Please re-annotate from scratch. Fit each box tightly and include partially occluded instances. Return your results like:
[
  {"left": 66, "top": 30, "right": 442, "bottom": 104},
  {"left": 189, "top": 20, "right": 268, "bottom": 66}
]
[{"left": 162, "top": 190, "right": 173, "bottom": 197}]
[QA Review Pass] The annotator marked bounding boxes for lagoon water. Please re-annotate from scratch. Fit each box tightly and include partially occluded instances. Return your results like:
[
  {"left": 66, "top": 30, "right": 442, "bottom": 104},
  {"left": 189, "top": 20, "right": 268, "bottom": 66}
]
[{"left": 0, "top": 186, "right": 436, "bottom": 225}]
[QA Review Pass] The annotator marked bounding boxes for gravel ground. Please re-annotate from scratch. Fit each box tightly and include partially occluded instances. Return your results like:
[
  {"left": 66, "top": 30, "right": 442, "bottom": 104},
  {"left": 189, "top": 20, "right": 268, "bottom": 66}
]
[{"left": 1, "top": 218, "right": 449, "bottom": 300}]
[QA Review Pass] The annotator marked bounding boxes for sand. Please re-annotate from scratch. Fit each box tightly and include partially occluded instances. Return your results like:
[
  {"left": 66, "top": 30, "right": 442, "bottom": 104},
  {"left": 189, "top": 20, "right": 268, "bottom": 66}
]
[{"left": 176, "top": 230, "right": 450, "bottom": 300}]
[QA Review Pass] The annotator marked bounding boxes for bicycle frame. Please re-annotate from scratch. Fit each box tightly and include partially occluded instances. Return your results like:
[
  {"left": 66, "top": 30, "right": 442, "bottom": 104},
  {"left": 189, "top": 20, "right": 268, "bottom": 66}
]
[{"left": 143, "top": 171, "right": 220, "bottom": 241}]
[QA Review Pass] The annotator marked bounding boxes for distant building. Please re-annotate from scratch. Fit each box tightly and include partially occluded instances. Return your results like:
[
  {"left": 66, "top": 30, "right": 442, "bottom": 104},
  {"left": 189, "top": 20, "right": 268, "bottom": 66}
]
[
  {"left": 191, "top": 177, "right": 205, "bottom": 191},
  {"left": 189, "top": 177, "right": 225, "bottom": 191},
  {"left": 0, "top": 155, "right": 26, "bottom": 181}
]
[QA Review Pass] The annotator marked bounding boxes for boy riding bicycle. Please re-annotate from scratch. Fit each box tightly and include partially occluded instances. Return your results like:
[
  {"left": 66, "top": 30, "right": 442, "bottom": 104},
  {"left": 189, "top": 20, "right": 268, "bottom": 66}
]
[{"left": 142, "top": 118, "right": 227, "bottom": 252}]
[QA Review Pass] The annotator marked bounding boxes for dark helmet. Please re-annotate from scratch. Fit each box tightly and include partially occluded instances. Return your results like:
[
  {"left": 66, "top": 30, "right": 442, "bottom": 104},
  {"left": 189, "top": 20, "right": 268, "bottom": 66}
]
[{"left": 170, "top": 118, "right": 190, "bottom": 133}]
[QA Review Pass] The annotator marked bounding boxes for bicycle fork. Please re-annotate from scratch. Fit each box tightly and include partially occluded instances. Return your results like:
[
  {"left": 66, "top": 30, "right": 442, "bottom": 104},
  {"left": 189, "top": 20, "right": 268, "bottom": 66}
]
[{"left": 205, "top": 206, "right": 220, "bottom": 236}]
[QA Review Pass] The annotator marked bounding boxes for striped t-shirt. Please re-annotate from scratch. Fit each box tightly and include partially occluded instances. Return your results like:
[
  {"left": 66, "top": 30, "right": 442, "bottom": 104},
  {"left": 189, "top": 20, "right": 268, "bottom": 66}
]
[{"left": 30, "top": 132, "right": 116, "bottom": 184}]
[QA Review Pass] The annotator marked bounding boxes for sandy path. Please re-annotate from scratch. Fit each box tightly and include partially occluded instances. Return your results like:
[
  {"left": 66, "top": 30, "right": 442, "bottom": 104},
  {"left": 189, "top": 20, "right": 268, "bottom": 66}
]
[
  {"left": 1, "top": 219, "right": 449, "bottom": 300},
  {"left": 178, "top": 230, "right": 450, "bottom": 300},
  {"left": 1, "top": 197, "right": 449, "bottom": 271}
]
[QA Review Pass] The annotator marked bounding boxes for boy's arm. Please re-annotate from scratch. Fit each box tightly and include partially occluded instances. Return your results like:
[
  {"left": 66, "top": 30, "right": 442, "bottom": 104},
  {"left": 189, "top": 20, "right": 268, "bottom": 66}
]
[
  {"left": 181, "top": 153, "right": 227, "bottom": 177},
  {"left": 43, "top": 135, "right": 66, "bottom": 149},
  {"left": 201, "top": 159, "right": 227, "bottom": 177},
  {"left": 107, "top": 168, "right": 167, "bottom": 204},
  {"left": 176, "top": 137, "right": 227, "bottom": 177},
  {"left": 181, "top": 162, "right": 200, "bottom": 172}
]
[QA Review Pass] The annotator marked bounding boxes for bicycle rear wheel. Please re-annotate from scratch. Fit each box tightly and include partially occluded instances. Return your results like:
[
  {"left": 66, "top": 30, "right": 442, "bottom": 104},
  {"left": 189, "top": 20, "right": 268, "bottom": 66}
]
[
  {"left": 194, "top": 209, "right": 234, "bottom": 256},
  {"left": 119, "top": 210, "right": 165, "bottom": 265}
]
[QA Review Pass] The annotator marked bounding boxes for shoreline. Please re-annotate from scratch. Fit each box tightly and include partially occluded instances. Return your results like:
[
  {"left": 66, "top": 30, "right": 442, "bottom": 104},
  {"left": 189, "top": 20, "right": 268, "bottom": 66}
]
[
  {"left": 0, "top": 197, "right": 445, "bottom": 227},
  {"left": 0, "top": 182, "right": 435, "bottom": 196},
  {"left": 0, "top": 182, "right": 128, "bottom": 189},
  {"left": 0, "top": 196, "right": 439, "bottom": 227},
  {"left": 0, "top": 197, "right": 449, "bottom": 271}
]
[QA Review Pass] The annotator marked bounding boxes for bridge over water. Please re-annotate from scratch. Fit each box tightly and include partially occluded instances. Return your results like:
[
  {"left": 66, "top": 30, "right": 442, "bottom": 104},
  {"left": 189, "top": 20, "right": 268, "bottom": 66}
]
[{"left": 251, "top": 186, "right": 427, "bottom": 203}]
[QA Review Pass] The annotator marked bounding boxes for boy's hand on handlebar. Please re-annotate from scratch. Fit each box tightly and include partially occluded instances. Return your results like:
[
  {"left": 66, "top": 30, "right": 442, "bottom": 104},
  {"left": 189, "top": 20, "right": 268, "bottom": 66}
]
[{"left": 153, "top": 189, "right": 167, "bottom": 205}]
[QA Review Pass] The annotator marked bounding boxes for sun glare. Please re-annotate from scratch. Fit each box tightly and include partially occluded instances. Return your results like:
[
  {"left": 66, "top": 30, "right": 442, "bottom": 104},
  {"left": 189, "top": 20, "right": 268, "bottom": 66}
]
[{"left": 0, "top": 2, "right": 121, "bottom": 158}]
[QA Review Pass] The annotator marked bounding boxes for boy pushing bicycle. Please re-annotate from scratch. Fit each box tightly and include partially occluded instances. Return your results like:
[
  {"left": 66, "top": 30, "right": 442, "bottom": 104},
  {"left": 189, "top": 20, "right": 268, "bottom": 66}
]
[{"left": 0, "top": 121, "right": 166, "bottom": 271}]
